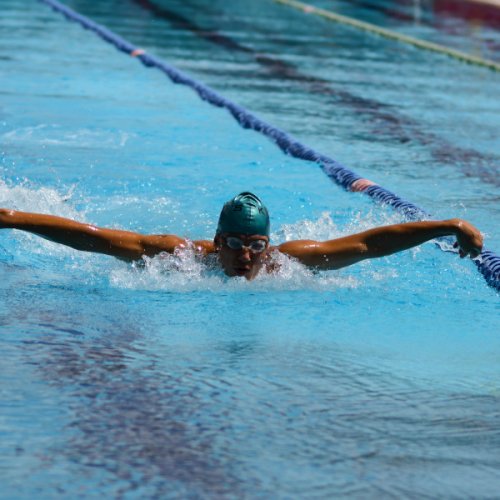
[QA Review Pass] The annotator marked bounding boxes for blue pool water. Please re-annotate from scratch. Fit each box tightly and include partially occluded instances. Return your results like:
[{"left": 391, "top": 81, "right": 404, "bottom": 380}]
[{"left": 1, "top": 0, "right": 499, "bottom": 497}]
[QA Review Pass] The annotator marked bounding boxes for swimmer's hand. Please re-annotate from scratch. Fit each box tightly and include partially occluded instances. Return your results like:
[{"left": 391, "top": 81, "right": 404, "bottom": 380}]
[
  {"left": 0, "top": 208, "right": 14, "bottom": 228},
  {"left": 452, "top": 218, "right": 483, "bottom": 258}
]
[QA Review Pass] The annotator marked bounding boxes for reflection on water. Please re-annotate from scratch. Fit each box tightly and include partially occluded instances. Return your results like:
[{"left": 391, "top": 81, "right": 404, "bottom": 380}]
[
  {"left": 13, "top": 311, "right": 500, "bottom": 497},
  {"left": 29, "top": 337, "right": 242, "bottom": 497},
  {"left": 8, "top": 291, "right": 242, "bottom": 497}
]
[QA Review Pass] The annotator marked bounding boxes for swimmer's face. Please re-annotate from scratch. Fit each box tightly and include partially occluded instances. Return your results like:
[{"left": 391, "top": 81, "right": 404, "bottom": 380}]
[{"left": 215, "top": 233, "right": 270, "bottom": 280}]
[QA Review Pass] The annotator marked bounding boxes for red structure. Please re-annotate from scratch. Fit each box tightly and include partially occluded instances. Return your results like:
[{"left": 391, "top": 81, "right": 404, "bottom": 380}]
[{"left": 434, "top": 0, "right": 500, "bottom": 27}]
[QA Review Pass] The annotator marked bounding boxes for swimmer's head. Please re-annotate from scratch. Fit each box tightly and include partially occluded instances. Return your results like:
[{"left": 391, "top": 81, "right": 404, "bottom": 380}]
[
  {"left": 215, "top": 192, "right": 270, "bottom": 280},
  {"left": 216, "top": 192, "right": 270, "bottom": 238}
]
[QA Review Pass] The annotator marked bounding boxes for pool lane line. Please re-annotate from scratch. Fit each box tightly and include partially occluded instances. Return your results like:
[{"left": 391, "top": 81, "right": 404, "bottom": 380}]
[
  {"left": 132, "top": 0, "right": 499, "bottom": 187},
  {"left": 38, "top": 0, "right": 500, "bottom": 291},
  {"left": 272, "top": 0, "right": 500, "bottom": 72}
]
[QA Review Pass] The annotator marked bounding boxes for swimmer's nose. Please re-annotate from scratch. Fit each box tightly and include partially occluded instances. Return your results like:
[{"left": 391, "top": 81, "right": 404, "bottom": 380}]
[{"left": 238, "top": 248, "right": 251, "bottom": 262}]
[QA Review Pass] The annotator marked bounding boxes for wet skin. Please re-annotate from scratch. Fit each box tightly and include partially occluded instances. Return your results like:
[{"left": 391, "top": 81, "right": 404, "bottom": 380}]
[{"left": 0, "top": 209, "right": 484, "bottom": 282}]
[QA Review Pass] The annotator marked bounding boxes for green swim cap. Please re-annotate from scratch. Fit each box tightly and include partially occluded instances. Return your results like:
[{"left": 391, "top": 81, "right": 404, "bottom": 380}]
[{"left": 216, "top": 192, "right": 270, "bottom": 237}]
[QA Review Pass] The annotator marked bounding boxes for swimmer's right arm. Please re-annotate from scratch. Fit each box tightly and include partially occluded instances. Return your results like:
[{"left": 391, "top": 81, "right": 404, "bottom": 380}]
[
  {"left": 0, "top": 209, "right": 187, "bottom": 261},
  {"left": 278, "top": 219, "right": 483, "bottom": 270}
]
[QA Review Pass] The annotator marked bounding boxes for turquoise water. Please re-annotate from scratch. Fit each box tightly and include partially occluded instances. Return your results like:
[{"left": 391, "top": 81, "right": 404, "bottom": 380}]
[{"left": 1, "top": 0, "right": 499, "bottom": 497}]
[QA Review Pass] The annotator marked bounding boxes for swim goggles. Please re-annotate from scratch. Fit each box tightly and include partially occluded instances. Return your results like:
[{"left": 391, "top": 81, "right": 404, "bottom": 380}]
[{"left": 224, "top": 236, "right": 268, "bottom": 253}]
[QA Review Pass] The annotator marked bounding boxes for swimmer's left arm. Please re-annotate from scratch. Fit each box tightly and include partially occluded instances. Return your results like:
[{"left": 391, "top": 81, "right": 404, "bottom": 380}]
[
  {"left": 277, "top": 219, "right": 483, "bottom": 270},
  {"left": 0, "top": 209, "right": 189, "bottom": 260}
]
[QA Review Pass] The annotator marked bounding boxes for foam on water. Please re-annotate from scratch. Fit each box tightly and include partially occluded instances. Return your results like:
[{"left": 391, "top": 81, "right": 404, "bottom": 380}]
[
  {"left": 0, "top": 178, "right": 81, "bottom": 218},
  {"left": 276, "top": 208, "right": 406, "bottom": 241},
  {"left": 2, "top": 124, "right": 132, "bottom": 148},
  {"left": 106, "top": 209, "right": 409, "bottom": 293},
  {"left": 109, "top": 247, "right": 361, "bottom": 293}
]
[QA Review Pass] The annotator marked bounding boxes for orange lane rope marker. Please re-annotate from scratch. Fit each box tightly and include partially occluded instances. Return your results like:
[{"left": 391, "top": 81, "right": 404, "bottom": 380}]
[
  {"left": 350, "top": 178, "right": 377, "bottom": 192},
  {"left": 130, "top": 49, "right": 145, "bottom": 57}
]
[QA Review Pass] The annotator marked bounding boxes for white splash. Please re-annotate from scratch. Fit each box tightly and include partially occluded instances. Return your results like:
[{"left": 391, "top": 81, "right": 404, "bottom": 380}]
[
  {"left": 109, "top": 245, "right": 360, "bottom": 293},
  {"left": 0, "top": 178, "right": 81, "bottom": 219},
  {"left": 274, "top": 209, "right": 405, "bottom": 243}
]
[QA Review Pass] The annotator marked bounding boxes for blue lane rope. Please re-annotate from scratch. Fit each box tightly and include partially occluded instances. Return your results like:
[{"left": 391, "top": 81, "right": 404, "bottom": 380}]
[{"left": 39, "top": 0, "right": 500, "bottom": 292}]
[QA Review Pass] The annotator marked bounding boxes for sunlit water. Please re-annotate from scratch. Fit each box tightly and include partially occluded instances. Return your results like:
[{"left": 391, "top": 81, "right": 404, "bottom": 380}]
[{"left": 1, "top": 0, "right": 499, "bottom": 498}]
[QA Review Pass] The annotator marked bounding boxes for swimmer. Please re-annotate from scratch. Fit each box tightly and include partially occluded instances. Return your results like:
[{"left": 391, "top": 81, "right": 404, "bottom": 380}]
[{"left": 0, "top": 192, "right": 483, "bottom": 280}]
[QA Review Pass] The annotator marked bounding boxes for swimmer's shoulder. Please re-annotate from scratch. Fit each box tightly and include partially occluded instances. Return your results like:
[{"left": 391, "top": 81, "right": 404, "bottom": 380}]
[
  {"left": 145, "top": 236, "right": 215, "bottom": 256},
  {"left": 192, "top": 239, "right": 216, "bottom": 255}
]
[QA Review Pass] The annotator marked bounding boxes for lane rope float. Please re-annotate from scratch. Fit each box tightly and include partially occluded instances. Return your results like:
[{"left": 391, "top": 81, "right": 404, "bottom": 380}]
[
  {"left": 272, "top": 0, "right": 500, "bottom": 72},
  {"left": 38, "top": 0, "right": 500, "bottom": 291}
]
